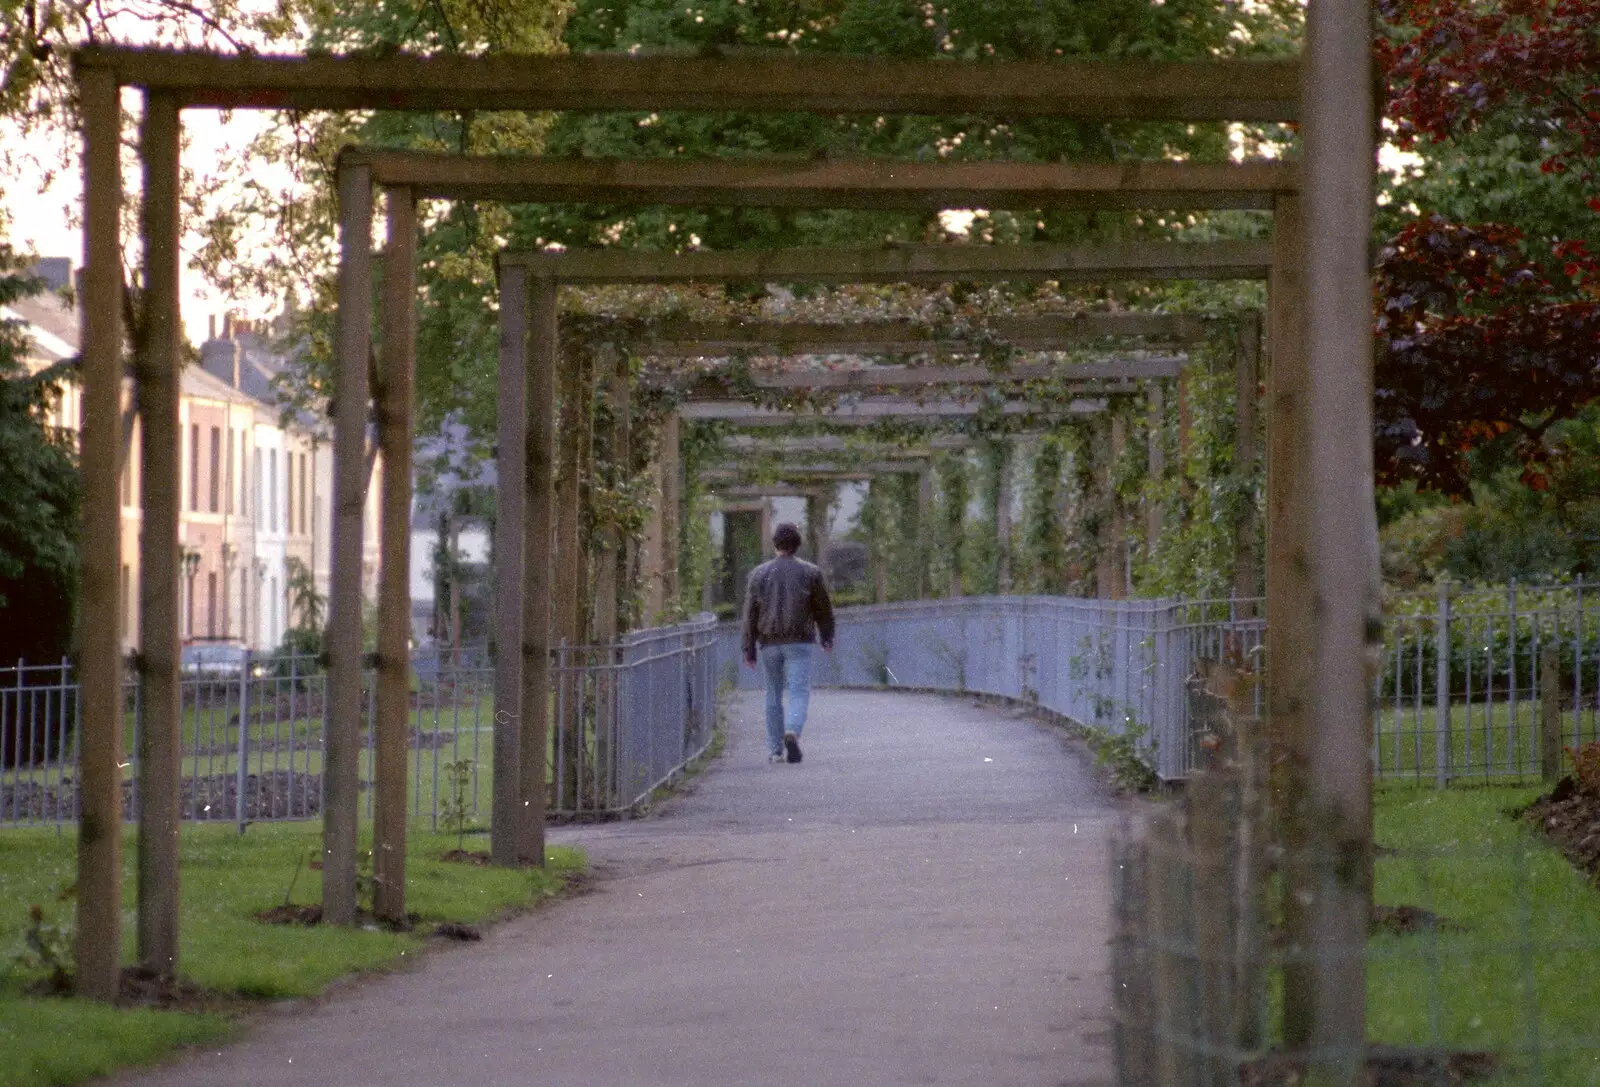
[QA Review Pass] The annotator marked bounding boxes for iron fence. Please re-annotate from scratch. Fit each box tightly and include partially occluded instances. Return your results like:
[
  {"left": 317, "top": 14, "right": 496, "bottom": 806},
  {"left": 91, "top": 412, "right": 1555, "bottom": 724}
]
[
  {"left": 0, "top": 615, "right": 720, "bottom": 829},
  {"left": 1380, "top": 582, "right": 1600, "bottom": 784},
  {"left": 717, "top": 596, "right": 1262, "bottom": 780}
]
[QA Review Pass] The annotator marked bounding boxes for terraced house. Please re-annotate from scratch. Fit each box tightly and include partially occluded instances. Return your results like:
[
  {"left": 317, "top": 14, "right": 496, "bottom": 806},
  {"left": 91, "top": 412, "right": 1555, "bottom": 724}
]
[{"left": 5, "top": 259, "right": 381, "bottom": 656}]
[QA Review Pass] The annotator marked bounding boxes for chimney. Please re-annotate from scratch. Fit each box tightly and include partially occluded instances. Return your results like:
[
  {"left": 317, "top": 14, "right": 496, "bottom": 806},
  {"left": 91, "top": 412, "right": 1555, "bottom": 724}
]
[{"left": 209, "top": 314, "right": 216, "bottom": 340}]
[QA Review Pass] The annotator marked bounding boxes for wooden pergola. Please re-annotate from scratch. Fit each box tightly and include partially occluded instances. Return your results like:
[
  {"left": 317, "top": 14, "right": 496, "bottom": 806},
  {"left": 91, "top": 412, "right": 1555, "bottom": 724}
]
[{"left": 73, "top": 21, "right": 1375, "bottom": 1072}]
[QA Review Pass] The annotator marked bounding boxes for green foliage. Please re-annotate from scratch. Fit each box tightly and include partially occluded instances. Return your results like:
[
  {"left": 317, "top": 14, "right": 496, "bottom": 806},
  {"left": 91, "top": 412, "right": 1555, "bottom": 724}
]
[
  {"left": 438, "top": 758, "right": 477, "bottom": 848},
  {"left": 0, "top": 254, "right": 79, "bottom": 666},
  {"left": 1077, "top": 720, "right": 1158, "bottom": 794},
  {"left": 1135, "top": 320, "right": 1260, "bottom": 600},
  {"left": 13, "top": 900, "right": 71, "bottom": 994},
  {"left": 932, "top": 452, "right": 969, "bottom": 596},
  {"left": 964, "top": 441, "right": 1009, "bottom": 595},
  {"left": 1020, "top": 433, "right": 1068, "bottom": 594}
]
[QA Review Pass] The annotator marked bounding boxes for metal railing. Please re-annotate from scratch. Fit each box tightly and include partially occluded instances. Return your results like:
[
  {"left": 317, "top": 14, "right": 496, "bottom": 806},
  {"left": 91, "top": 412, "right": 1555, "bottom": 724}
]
[
  {"left": 0, "top": 615, "right": 720, "bottom": 828},
  {"left": 1379, "top": 581, "right": 1600, "bottom": 784},
  {"left": 717, "top": 596, "right": 1261, "bottom": 781}
]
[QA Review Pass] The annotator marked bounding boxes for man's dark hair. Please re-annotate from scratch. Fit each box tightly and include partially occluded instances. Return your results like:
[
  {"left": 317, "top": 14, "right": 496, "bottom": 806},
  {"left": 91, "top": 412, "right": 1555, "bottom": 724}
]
[{"left": 772, "top": 522, "right": 803, "bottom": 554}]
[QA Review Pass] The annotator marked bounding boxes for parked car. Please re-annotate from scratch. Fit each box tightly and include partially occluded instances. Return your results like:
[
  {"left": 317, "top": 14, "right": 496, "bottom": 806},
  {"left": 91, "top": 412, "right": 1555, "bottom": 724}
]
[{"left": 180, "top": 642, "right": 266, "bottom": 681}]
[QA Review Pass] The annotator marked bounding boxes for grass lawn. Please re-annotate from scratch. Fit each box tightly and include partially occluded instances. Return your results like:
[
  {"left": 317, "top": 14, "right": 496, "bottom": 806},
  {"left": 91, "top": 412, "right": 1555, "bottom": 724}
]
[
  {"left": 1369, "top": 784, "right": 1600, "bottom": 1085},
  {"left": 0, "top": 822, "right": 583, "bottom": 1087}
]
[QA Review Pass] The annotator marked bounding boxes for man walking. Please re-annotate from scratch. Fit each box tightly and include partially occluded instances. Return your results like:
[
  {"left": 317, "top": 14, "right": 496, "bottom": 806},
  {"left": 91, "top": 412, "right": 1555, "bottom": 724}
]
[{"left": 742, "top": 522, "right": 835, "bottom": 764}]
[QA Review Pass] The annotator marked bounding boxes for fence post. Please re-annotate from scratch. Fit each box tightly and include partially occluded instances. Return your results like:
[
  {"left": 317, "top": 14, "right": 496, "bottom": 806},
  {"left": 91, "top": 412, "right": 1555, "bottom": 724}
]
[
  {"left": 236, "top": 650, "right": 250, "bottom": 834},
  {"left": 1434, "top": 581, "right": 1451, "bottom": 790},
  {"left": 1541, "top": 646, "right": 1562, "bottom": 784}
]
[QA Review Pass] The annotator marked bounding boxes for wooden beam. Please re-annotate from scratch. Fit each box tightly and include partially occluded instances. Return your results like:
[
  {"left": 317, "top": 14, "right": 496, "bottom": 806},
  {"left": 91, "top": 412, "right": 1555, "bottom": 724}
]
[
  {"left": 676, "top": 358, "right": 1183, "bottom": 392},
  {"left": 324, "top": 159, "right": 372, "bottom": 927},
  {"left": 716, "top": 434, "right": 977, "bottom": 455},
  {"left": 134, "top": 89, "right": 181, "bottom": 984},
  {"left": 347, "top": 151, "right": 1293, "bottom": 211},
  {"left": 1232, "top": 313, "right": 1261, "bottom": 609},
  {"left": 626, "top": 313, "right": 1209, "bottom": 353},
  {"left": 1267, "top": 190, "right": 1313, "bottom": 1047},
  {"left": 373, "top": 189, "right": 417, "bottom": 926},
  {"left": 700, "top": 463, "right": 917, "bottom": 480},
  {"left": 679, "top": 397, "right": 1108, "bottom": 423},
  {"left": 519, "top": 276, "right": 557, "bottom": 867},
  {"left": 502, "top": 241, "right": 1271, "bottom": 285},
  {"left": 78, "top": 46, "right": 1301, "bottom": 121},
  {"left": 1299, "top": 0, "right": 1379, "bottom": 1073},
  {"left": 74, "top": 63, "right": 124, "bottom": 1002},
  {"left": 491, "top": 263, "right": 527, "bottom": 868}
]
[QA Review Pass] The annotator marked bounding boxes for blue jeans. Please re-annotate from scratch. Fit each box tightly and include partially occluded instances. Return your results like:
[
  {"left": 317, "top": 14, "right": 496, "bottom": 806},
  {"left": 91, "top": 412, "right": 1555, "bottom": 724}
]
[{"left": 759, "top": 643, "right": 813, "bottom": 754}]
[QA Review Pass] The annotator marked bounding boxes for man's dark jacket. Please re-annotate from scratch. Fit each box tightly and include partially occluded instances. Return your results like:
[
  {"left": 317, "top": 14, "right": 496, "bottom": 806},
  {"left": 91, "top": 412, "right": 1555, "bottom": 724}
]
[{"left": 741, "top": 554, "right": 835, "bottom": 659}]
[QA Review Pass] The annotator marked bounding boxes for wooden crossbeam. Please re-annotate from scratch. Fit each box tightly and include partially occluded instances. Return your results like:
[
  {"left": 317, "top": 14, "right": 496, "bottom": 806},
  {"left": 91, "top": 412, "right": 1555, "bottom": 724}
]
[
  {"left": 346, "top": 152, "right": 1293, "bottom": 211},
  {"left": 624, "top": 313, "right": 1208, "bottom": 354},
  {"left": 76, "top": 47, "right": 1299, "bottom": 121},
  {"left": 715, "top": 434, "right": 978, "bottom": 455},
  {"left": 503, "top": 241, "right": 1270, "bottom": 285},
  {"left": 675, "top": 358, "right": 1182, "bottom": 392},
  {"left": 701, "top": 462, "right": 917, "bottom": 480},
  {"left": 681, "top": 397, "right": 1107, "bottom": 424}
]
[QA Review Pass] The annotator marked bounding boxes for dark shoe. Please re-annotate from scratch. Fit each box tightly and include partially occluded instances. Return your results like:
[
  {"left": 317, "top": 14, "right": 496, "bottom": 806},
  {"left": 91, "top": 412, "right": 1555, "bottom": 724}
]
[{"left": 783, "top": 731, "right": 802, "bottom": 764}]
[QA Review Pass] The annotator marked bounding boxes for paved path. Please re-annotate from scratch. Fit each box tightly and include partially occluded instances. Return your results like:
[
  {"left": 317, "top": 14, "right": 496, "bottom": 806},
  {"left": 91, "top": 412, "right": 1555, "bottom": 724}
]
[{"left": 115, "top": 689, "right": 1120, "bottom": 1087}]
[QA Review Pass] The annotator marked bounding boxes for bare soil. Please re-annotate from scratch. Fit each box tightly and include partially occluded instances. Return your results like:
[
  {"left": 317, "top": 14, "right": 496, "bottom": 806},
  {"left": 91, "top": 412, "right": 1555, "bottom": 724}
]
[
  {"left": 1522, "top": 775, "right": 1600, "bottom": 880},
  {"left": 1239, "top": 1046, "right": 1497, "bottom": 1085}
]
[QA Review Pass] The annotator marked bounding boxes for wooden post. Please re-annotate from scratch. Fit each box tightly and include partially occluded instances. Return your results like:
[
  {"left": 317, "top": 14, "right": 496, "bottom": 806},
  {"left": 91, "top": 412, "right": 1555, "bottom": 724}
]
[
  {"left": 1148, "top": 813, "right": 1198, "bottom": 1087},
  {"left": 1434, "top": 581, "right": 1452, "bottom": 789},
  {"left": 372, "top": 188, "right": 416, "bottom": 925},
  {"left": 1266, "top": 188, "right": 1319, "bottom": 1046},
  {"left": 660, "top": 412, "right": 682, "bottom": 612},
  {"left": 74, "top": 64, "right": 125, "bottom": 1001},
  {"left": 490, "top": 264, "right": 527, "bottom": 867},
  {"left": 576, "top": 350, "right": 597, "bottom": 643},
  {"left": 552, "top": 342, "right": 582, "bottom": 809},
  {"left": 325, "top": 159, "right": 373, "bottom": 926},
  {"left": 994, "top": 442, "right": 1013, "bottom": 594},
  {"left": 519, "top": 276, "right": 557, "bottom": 866},
  {"left": 1233, "top": 314, "right": 1261, "bottom": 612},
  {"left": 1110, "top": 413, "right": 1128, "bottom": 599},
  {"left": 916, "top": 467, "right": 933, "bottom": 598},
  {"left": 1095, "top": 418, "right": 1119, "bottom": 600},
  {"left": 135, "top": 90, "right": 182, "bottom": 979},
  {"left": 593, "top": 345, "right": 626, "bottom": 809},
  {"left": 1541, "top": 646, "right": 1562, "bottom": 784},
  {"left": 1146, "top": 381, "right": 1166, "bottom": 560},
  {"left": 1300, "top": 1, "right": 1379, "bottom": 1074}
]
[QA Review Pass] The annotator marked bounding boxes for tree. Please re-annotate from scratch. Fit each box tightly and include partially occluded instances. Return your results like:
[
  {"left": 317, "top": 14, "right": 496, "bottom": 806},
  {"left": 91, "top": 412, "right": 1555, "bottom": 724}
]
[
  {"left": 1374, "top": 0, "right": 1600, "bottom": 495},
  {"left": 0, "top": 253, "right": 81, "bottom": 671}
]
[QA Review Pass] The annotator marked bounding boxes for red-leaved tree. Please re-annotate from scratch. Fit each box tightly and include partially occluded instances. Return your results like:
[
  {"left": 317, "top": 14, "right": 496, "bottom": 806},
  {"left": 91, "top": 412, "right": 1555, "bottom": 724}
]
[{"left": 1374, "top": 0, "right": 1600, "bottom": 494}]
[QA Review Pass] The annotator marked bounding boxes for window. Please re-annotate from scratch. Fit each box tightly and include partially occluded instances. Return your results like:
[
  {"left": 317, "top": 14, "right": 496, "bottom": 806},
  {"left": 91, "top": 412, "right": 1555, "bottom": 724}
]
[
  {"left": 286, "top": 449, "right": 295, "bottom": 536},
  {"left": 253, "top": 447, "right": 262, "bottom": 521},
  {"left": 209, "top": 426, "right": 221, "bottom": 512},
  {"left": 206, "top": 572, "right": 217, "bottom": 638},
  {"left": 189, "top": 424, "right": 199, "bottom": 511},
  {"left": 121, "top": 450, "right": 131, "bottom": 506},
  {"left": 225, "top": 429, "right": 234, "bottom": 515},
  {"left": 269, "top": 450, "right": 278, "bottom": 533},
  {"left": 299, "top": 453, "right": 308, "bottom": 535}
]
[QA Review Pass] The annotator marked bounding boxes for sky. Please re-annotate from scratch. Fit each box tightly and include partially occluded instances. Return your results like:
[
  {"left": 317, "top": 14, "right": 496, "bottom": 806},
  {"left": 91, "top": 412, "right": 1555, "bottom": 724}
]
[{"left": 3, "top": 98, "right": 289, "bottom": 346}]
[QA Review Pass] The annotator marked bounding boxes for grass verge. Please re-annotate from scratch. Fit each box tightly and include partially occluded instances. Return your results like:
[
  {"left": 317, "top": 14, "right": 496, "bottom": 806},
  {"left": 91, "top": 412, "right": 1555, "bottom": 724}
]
[
  {"left": 1369, "top": 784, "right": 1600, "bottom": 1084},
  {"left": 0, "top": 823, "right": 583, "bottom": 1087}
]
